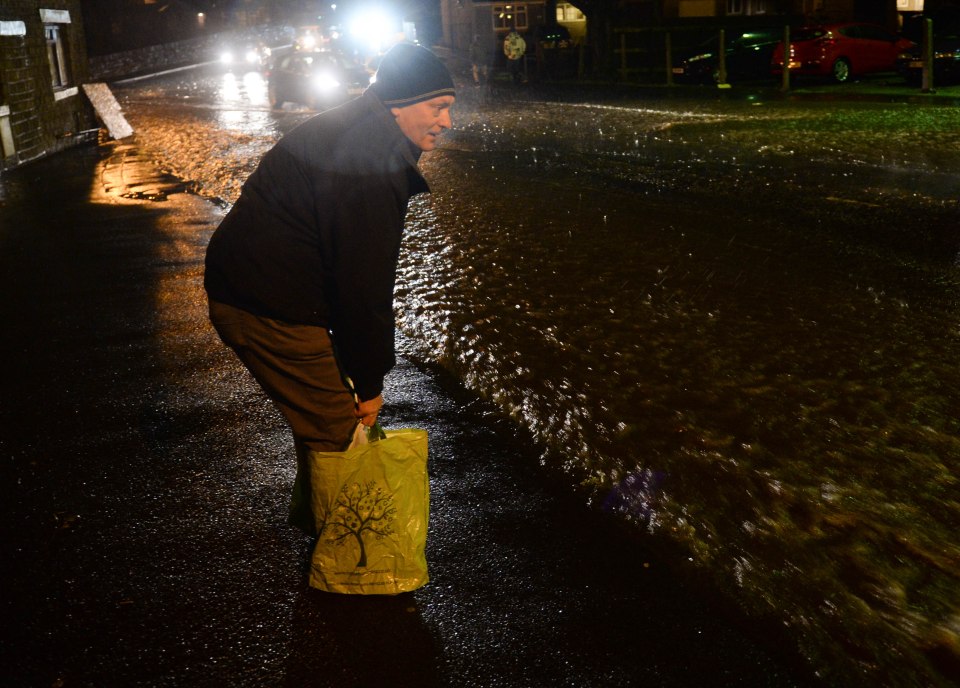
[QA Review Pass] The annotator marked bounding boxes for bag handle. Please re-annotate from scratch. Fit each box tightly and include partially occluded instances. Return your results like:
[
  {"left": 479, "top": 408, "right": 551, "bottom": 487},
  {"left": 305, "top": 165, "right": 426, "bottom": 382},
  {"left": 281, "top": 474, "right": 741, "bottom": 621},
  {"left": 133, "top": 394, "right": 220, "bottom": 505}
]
[
  {"left": 344, "top": 375, "right": 387, "bottom": 442},
  {"left": 367, "top": 422, "right": 387, "bottom": 442}
]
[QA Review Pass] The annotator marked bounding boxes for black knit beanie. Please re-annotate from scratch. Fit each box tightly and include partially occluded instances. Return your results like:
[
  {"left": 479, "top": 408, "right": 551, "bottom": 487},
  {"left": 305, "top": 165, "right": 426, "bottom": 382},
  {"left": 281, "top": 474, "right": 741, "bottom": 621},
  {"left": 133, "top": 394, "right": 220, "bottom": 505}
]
[{"left": 368, "top": 43, "right": 455, "bottom": 107}]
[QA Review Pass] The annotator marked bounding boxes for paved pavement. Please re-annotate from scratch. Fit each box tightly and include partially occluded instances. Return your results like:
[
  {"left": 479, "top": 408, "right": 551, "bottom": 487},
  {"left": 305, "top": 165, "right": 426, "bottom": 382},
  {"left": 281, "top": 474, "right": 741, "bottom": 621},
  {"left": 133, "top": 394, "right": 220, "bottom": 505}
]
[{"left": 0, "top": 133, "right": 820, "bottom": 686}]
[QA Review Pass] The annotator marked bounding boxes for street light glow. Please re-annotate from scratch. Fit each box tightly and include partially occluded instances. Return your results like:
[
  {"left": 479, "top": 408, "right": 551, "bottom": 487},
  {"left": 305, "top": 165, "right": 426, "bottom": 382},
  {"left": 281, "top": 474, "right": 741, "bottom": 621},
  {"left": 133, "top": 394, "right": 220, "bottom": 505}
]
[{"left": 349, "top": 8, "right": 397, "bottom": 54}]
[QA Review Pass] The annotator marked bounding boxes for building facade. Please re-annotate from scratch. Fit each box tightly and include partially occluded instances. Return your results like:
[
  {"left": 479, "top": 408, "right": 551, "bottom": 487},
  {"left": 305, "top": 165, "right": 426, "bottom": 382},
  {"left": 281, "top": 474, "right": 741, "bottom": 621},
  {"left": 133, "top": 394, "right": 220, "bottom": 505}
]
[
  {"left": 663, "top": 0, "right": 898, "bottom": 25},
  {"left": 0, "top": 0, "right": 97, "bottom": 171},
  {"left": 442, "top": 1, "right": 549, "bottom": 66},
  {"left": 440, "top": 0, "right": 906, "bottom": 59}
]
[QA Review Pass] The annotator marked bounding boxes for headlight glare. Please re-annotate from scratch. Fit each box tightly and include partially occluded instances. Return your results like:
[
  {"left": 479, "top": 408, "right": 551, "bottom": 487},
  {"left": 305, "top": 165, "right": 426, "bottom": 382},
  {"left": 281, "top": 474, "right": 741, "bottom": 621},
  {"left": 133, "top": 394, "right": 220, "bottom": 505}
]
[{"left": 313, "top": 73, "right": 341, "bottom": 92}]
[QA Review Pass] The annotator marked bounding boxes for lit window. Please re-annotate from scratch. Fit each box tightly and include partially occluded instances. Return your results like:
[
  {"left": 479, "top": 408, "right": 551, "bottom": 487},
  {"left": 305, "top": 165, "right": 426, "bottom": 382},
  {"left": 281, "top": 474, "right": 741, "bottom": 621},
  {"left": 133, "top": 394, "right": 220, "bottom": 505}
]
[
  {"left": 728, "top": 0, "right": 774, "bottom": 14},
  {"left": 556, "top": 3, "right": 584, "bottom": 22},
  {"left": 493, "top": 4, "right": 528, "bottom": 31},
  {"left": 45, "top": 24, "right": 70, "bottom": 88}
]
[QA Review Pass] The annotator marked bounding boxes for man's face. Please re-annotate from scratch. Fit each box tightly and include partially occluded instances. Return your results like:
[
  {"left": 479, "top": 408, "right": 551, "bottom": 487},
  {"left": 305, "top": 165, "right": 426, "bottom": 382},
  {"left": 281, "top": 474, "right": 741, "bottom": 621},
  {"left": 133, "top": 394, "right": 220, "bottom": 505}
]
[{"left": 391, "top": 96, "right": 455, "bottom": 151}]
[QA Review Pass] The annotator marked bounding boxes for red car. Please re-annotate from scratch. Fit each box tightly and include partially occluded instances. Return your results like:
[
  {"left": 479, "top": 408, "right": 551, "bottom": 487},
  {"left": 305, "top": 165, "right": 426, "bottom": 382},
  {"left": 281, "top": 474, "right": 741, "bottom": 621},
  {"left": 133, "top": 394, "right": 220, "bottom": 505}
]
[{"left": 771, "top": 22, "right": 915, "bottom": 83}]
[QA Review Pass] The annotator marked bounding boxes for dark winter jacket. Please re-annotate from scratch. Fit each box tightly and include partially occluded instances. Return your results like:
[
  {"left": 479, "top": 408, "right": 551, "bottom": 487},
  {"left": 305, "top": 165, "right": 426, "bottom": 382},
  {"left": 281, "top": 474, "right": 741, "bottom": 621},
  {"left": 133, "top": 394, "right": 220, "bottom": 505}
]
[{"left": 204, "top": 91, "right": 429, "bottom": 401}]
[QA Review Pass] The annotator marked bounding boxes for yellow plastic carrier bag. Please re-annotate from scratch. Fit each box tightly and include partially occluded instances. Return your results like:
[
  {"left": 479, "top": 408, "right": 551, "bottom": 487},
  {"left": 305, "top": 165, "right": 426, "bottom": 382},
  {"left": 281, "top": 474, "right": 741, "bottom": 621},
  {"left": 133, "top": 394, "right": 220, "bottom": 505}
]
[{"left": 307, "top": 424, "right": 429, "bottom": 595}]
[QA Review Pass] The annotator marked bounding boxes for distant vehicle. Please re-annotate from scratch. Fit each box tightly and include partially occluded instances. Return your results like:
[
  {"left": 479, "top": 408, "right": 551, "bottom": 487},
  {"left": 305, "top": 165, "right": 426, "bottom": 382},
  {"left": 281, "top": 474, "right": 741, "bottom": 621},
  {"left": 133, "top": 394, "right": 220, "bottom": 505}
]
[
  {"left": 771, "top": 22, "right": 915, "bottom": 83},
  {"left": 897, "top": 10, "right": 960, "bottom": 85},
  {"left": 673, "top": 30, "right": 780, "bottom": 84},
  {"left": 219, "top": 41, "right": 270, "bottom": 71},
  {"left": 266, "top": 51, "right": 371, "bottom": 110},
  {"left": 294, "top": 26, "right": 331, "bottom": 52}
]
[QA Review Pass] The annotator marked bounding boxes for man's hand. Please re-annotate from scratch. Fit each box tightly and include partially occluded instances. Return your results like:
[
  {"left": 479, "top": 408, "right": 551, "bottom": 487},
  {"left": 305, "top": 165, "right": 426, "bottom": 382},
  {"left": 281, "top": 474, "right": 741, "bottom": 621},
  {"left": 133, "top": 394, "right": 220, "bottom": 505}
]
[{"left": 355, "top": 394, "right": 383, "bottom": 427}]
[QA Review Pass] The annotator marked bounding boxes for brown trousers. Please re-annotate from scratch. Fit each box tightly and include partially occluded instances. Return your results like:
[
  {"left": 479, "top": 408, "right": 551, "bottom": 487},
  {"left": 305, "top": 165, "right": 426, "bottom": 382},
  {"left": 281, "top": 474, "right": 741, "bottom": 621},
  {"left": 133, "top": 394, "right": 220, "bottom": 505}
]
[{"left": 208, "top": 300, "right": 357, "bottom": 534}]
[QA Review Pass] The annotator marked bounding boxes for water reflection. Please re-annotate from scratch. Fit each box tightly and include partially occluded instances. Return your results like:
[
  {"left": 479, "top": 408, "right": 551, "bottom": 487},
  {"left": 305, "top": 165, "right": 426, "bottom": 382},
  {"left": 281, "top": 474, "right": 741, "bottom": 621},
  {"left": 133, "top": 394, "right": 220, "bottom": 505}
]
[
  {"left": 242, "top": 71, "right": 269, "bottom": 106},
  {"left": 399, "top": 98, "right": 960, "bottom": 686},
  {"left": 215, "top": 72, "right": 272, "bottom": 133},
  {"left": 219, "top": 72, "right": 240, "bottom": 102}
]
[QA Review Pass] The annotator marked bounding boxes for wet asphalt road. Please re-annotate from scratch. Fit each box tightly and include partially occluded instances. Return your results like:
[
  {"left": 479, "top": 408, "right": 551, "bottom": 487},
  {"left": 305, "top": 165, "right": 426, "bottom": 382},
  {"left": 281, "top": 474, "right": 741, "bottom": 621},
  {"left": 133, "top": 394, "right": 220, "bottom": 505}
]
[{"left": 0, "top": 137, "right": 820, "bottom": 687}]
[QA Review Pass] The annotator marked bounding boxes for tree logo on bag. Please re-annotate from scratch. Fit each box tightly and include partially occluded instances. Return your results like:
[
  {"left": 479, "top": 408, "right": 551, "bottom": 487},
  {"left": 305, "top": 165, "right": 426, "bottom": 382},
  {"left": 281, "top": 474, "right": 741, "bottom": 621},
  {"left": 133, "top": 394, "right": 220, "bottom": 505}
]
[{"left": 322, "top": 480, "right": 397, "bottom": 568}]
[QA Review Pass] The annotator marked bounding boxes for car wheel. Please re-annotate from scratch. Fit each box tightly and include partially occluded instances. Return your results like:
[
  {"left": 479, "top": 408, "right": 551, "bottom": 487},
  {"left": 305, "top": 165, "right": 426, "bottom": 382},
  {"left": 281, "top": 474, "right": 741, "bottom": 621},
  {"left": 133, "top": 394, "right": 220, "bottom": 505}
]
[
  {"left": 832, "top": 58, "right": 851, "bottom": 83},
  {"left": 268, "top": 85, "right": 283, "bottom": 109}
]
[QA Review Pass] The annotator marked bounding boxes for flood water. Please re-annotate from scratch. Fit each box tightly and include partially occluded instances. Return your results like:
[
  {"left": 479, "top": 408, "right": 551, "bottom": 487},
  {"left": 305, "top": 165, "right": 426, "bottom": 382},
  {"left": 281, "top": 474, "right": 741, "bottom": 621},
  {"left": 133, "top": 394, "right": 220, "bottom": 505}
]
[
  {"left": 403, "top": 94, "right": 960, "bottom": 687},
  {"left": 118, "top": 72, "right": 960, "bottom": 686}
]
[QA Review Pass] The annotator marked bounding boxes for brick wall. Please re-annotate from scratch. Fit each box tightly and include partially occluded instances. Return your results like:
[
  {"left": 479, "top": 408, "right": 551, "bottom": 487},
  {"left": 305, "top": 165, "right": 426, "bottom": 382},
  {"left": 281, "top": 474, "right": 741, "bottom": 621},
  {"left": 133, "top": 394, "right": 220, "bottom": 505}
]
[{"left": 0, "top": 0, "right": 97, "bottom": 172}]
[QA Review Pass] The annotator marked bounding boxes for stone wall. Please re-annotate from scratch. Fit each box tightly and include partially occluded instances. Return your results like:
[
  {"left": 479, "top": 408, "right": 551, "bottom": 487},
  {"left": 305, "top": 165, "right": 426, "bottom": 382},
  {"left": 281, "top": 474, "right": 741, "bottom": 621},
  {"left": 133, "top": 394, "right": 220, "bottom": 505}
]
[
  {"left": 88, "top": 35, "right": 222, "bottom": 82},
  {"left": 88, "top": 25, "right": 293, "bottom": 82}
]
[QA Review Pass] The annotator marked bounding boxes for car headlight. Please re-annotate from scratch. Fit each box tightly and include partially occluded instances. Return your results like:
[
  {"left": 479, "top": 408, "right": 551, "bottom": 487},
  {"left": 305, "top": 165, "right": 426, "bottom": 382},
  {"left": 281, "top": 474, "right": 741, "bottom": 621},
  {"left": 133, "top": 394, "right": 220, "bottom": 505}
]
[
  {"left": 934, "top": 50, "right": 960, "bottom": 59},
  {"left": 688, "top": 53, "right": 713, "bottom": 63},
  {"left": 220, "top": 50, "right": 234, "bottom": 65},
  {"left": 313, "top": 73, "right": 341, "bottom": 92},
  {"left": 245, "top": 49, "right": 260, "bottom": 64}
]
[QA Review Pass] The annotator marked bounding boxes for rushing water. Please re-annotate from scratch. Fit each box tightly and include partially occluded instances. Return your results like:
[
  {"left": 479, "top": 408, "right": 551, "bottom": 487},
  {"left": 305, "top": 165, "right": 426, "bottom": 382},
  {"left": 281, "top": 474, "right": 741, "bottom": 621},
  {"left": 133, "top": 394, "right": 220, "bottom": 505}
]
[
  {"left": 396, "top": 95, "right": 960, "bottom": 687},
  {"left": 120, "top": 77, "right": 960, "bottom": 686}
]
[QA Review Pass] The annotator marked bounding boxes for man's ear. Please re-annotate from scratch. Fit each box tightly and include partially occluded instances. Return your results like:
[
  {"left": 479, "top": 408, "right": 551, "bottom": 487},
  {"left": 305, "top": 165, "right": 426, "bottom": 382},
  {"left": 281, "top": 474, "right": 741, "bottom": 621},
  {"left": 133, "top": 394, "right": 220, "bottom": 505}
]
[{"left": 389, "top": 106, "right": 402, "bottom": 118}]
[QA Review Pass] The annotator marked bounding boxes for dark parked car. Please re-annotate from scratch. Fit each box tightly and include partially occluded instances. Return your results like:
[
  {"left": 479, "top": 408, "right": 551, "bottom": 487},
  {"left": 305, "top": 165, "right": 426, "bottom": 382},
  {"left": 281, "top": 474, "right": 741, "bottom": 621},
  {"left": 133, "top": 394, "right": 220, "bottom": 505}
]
[
  {"left": 266, "top": 51, "right": 370, "bottom": 110},
  {"left": 673, "top": 30, "right": 780, "bottom": 84},
  {"left": 897, "top": 10, "right": 960, "bottom": 85},
  {"left": 771, "top": 22, "right": 915, "bottom": 83}
]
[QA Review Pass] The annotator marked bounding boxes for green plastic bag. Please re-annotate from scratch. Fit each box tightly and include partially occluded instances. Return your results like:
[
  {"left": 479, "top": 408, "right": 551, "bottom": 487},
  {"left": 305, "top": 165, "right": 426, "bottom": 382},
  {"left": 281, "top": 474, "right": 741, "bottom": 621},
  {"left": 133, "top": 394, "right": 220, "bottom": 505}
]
[{"left": 307, "top": 424, "right": 430, "bottom": 594}]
